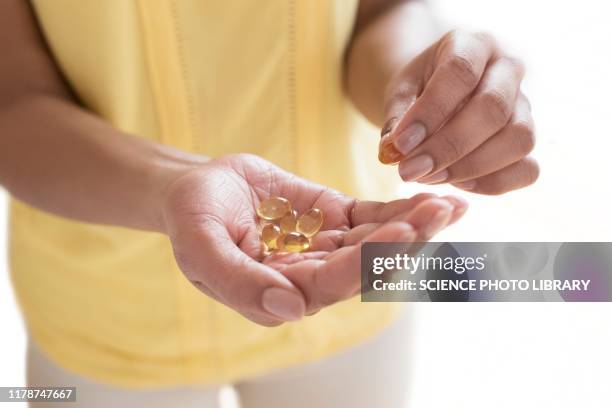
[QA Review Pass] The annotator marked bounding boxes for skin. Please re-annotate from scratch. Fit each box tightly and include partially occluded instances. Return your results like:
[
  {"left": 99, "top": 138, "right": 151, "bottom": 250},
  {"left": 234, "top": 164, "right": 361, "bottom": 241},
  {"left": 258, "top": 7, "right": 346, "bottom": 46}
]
[
  {"left": 347, "top": 0, "right": 539, "bottom": 195},
  {"left": 165, "top": 155, "right": 467, "bottom": 325},
  {"left": 0, "top": 0, "right": 535, "bottom": 326}
]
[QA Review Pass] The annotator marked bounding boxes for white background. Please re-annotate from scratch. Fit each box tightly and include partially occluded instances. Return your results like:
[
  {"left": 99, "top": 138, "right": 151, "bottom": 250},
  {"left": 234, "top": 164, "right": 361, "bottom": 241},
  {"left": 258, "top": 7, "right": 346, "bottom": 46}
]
[
  {"left": 408, "top": 0, "right": 612, "bottom": 407},
  {"left": 1, "top": 0, "right": 611, "bottom": 407}
]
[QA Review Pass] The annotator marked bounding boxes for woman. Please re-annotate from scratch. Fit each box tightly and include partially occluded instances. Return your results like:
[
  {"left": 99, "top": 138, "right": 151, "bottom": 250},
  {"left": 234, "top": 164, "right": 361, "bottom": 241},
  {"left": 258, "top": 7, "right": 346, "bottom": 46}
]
[{"left": 0, "top": 0, "right": 537, "bottom": 406}]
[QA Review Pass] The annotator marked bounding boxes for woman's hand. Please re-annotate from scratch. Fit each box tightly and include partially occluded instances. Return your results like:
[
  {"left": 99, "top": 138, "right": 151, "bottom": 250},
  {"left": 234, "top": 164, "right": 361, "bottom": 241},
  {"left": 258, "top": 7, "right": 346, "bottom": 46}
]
[
  {"left": 162, "top": 154, "right": 467, "bottom": 326},
  {"left": 379, "top": 29, "right": 539, "bottom": 195}
]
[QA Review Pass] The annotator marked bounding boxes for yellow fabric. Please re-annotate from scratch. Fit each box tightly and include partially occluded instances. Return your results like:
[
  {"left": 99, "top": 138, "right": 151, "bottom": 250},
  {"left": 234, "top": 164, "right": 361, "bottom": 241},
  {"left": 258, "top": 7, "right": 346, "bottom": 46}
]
[{"left": 11, "top": 0, "right": 401, "bottom": 387}]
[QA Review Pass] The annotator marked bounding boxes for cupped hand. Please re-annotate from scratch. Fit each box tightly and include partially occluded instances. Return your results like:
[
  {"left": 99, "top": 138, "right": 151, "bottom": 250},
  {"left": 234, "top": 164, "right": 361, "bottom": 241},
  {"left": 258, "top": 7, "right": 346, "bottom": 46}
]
[
  {"left": 162, "top": 154, "right": 467, "bottom": 326},
  {"left": 380, "top": 29, "right": 539, "bottom": 195}
]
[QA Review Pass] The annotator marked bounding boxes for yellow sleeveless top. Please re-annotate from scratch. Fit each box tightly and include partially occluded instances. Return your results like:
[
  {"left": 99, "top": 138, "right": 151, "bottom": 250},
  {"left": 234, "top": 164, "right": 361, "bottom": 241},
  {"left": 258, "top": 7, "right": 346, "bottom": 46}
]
[{"left": 11, "top": 0, "right": 400, "bottom": 387}]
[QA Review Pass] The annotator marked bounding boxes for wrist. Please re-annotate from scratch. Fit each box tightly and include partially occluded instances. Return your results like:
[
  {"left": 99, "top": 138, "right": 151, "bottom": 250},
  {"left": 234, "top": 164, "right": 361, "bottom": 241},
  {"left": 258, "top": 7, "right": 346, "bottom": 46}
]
[{"left": 145, "top": 144, "right": 210, "bottom": 234}]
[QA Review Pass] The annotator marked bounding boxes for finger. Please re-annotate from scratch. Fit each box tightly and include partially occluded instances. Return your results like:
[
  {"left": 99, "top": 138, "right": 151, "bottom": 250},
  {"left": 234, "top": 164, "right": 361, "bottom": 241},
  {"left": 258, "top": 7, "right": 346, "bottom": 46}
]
[
  {"left": 310, "top": 229, "right": 346, "bottom": 252},
  {"left": 350, "top": 193, "right": 438, "bottom": 226},
  {"left": 307, "top": 224, "right": 381, "bottom": 252},
  {"left": 452, "top": 156, "right": 540, "bottom": 195},
  {"left": 173, "top": 217, "right": 306, "bottom": 324},
  {"left": 342, "top": 223, "right": 381, "bottom": 246},
  {"left": 342, "top": 194, "right": 468, "bottom": 247},
  {"left": 398, "top": 55, "right": 525, "bottom": 182},
  {"left": 263, "top": 251, "right": 330, "bottom": 268},
  {"left": 388, "top": 198, "right": 455, "bottom": 240},
  {"left": 421, "top": 94, "right": 534, "bottom": 184},
  {"left": 283, "top": 197, "right": 460, "bottom": 310},
  {"left": 440, "top": 195, "right": 469, "bottom": 225},
  {"left": 284, "top": 222, "right": 418, "bottom": 310},
  {"left": 380, "top": 30, "right": 498, "bottom": 165},
  {"left": 387, "top": 195, "right": 468, "bottom": 226}
]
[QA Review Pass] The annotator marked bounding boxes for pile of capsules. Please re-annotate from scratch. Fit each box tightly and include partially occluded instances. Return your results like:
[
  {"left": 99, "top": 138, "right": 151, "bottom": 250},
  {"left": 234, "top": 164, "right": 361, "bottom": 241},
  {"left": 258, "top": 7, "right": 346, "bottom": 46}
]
[{"left": 256, "top": 196, "right": 324, "bottom": 254}]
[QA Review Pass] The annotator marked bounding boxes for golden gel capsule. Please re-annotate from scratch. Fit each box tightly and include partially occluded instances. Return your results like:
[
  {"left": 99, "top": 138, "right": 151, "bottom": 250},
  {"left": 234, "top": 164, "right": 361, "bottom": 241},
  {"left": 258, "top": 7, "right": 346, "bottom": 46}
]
[
  {"left": 281, "top": 232, "right": 311, "bottom": 253},
  {"left": 378, "top": 136, "right": 403, "bottom": 165},
  {"left": 257, "top": 196, "right": 291, "bottom": 221},
  {"left": 261, "top": 223, "right": 281, "bottom": 250},
  {"left": 275, "top": 233, "right": 286, "bottom": 251},
  {"left": 279, "top": 209, "right": 298, "bottom": 233},
  {"left": 296, "top": 208, "right": 324, "bottom": 237}
]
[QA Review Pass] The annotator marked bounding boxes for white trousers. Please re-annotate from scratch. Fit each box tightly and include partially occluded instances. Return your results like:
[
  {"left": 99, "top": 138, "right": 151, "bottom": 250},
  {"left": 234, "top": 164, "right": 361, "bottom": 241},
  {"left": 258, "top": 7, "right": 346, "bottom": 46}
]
[{"left": 27, "top": 310, "right": 411, "bottom": 408}]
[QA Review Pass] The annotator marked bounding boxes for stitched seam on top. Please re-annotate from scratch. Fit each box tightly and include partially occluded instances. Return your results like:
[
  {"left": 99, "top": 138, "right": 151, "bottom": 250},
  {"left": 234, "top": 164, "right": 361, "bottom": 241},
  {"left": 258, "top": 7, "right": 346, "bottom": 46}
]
[
  {"left": 168, "top": 0, "right": 220, "bottom": 380},
  {"left": 134, "top": 0, "right": 190, "bottom": 382},
  {"left": 287, "top": 0, "right": 298, "bottom": 173},
  {"left": 169, "top": 0, "right": 200, "bottom": 153},
  {"left": 135, "top": 0, "right": 167, "bottom": 144}
]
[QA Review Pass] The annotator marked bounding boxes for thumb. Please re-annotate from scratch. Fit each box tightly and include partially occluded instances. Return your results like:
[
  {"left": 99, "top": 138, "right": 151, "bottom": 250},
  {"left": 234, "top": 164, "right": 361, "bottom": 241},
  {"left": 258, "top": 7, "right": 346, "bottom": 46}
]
[
  {"left": 171, "top": 218, "right": 306, "bottom": 326},
  {"left": 378, "top": 61, "right": 423, "bottom": 165}
]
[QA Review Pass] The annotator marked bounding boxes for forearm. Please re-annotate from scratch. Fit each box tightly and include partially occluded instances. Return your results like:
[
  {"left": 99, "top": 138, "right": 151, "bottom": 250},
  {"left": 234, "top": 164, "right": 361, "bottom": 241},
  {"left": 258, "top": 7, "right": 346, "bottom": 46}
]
[
  {"left": 346, "top": 0, "right": 441, "bottom": 126},
  {"left": 0, "top": 93, "right": 207, "bottom": 233}
]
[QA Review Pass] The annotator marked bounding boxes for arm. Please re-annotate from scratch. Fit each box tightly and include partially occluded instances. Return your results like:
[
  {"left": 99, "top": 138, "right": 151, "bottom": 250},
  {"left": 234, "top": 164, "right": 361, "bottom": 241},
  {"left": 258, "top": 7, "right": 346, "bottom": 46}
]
[
  {"left": 346, "top": 0, "right": 539, "bottom": 195},
  {"left": 0, "top": 0, "right": 206, "bottom": 233},
  {"left": 346, "top": 0, "right": 439, "bottom": 126},
  {"left": 0, "top": 0, "right": 466, "bottom": 325}
]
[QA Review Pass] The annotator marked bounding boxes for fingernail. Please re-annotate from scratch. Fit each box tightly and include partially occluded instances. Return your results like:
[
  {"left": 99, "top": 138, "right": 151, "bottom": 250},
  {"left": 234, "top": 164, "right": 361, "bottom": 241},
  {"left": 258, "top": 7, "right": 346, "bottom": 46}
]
[
  {"left": 423, "top": 206, "right": 453, "bottom": 239},
  {"left": 262, "top": 288, "right": 305, "bottom": 321},
  {"left": 394, "top": 122, "right": 427, "bottom": 155},
  {"left": 399, "top": 155, "right": 434, "bottom": 181},
  {"left": 379, "top": 134, "right": 403, "bottom": 165},
  {"left": 453, "top": 180, "right": 477, "bottom": 191},
  {"left": 381, "top": 117, "right": 399, "bottom": 138},
  {"left": 401, "top": 226, "right": 417, "bottom": 242},
  {"left": 417, "top": 169, "right": 449, "bottom": 184},
  {"left": 443, "top": 195, "right": 469, "bottom": 213}
]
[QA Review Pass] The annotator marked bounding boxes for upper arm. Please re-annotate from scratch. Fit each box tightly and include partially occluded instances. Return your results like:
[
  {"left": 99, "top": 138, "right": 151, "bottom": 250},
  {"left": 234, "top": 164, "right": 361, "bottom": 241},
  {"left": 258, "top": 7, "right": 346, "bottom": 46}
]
[{"left": 0, "top": 0, "right": 70, "bottom": 107}]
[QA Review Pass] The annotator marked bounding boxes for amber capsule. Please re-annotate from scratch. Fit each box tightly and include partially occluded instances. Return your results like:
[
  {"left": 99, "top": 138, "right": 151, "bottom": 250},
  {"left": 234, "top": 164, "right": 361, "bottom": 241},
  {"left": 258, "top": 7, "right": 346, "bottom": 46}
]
[
  {"left": 276, "top": 233, "right": 286, "bottom": 251},
  {"left": 296, "top": 208, "right": 324, "bottom": 238},
  {"left": 257, "top": 196, "right": 291, "bottom": 221},
  {"left": 378, "top": 135, "right": 403, "bottom": 165},
  {"left": 279, "top": 209, "right": 298, "bottom": 233},
  {"left": 281, "top": 232, "right": 310, "bottom": 253},
  {"left": 261, "top": 223, "right": 281, "bottom": 250}
]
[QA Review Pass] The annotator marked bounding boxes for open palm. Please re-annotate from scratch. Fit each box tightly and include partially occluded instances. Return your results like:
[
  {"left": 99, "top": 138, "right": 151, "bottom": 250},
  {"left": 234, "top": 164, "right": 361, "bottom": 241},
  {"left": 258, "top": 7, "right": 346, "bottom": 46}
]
[{"left": 163, "top": 154, "right": 467, "bottom": 325}]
